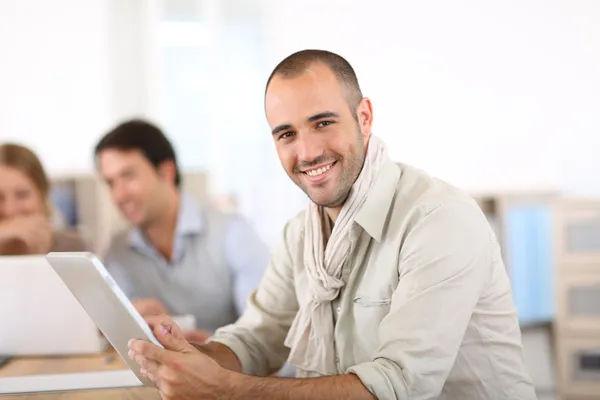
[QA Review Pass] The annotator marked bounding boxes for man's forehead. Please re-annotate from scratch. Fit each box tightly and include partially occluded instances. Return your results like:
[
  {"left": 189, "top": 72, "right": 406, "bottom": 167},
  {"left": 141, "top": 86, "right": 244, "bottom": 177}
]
[
  {"left": 100, "top": 148, "right": 142, "bottom": 161},
  {"left": 267, "top": 64, "right": 339, "bottom": 96},
  {"left": 99, "top": 149, "right": 144, "bottom": 172},
  {"left": 265, "top": 70, "right": 346, "bottom": 123}
]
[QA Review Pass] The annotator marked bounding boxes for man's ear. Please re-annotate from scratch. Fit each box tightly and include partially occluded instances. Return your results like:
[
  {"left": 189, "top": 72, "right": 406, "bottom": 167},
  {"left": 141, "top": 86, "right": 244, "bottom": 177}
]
[
  {"left": 356, "top": 97, "right": 374, "bottom": 143},
  {"left": 157, "top": 160, "right": 177, "bottom": 185}
]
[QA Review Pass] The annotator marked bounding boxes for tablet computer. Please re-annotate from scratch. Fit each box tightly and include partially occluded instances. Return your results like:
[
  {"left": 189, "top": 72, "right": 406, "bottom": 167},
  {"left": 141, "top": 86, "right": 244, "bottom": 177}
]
[{"left": 45, "top": 252, "right": 163, "bottom": 387}]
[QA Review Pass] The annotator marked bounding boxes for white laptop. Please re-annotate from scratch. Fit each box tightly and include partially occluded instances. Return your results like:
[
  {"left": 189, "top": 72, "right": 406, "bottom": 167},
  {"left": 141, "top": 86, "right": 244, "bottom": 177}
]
[{"left": 0, "top": 255, "right": 106, "bottom": 356}]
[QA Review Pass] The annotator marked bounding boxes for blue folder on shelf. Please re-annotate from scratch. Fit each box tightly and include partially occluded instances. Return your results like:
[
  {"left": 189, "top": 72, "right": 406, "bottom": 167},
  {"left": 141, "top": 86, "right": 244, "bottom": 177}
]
[{"left": 505, "top": 205, "right": 554, "bottom": 325}]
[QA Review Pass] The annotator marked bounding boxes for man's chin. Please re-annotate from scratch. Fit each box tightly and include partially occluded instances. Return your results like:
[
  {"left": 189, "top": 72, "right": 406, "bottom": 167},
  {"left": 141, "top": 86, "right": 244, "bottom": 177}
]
[
  {"left": 297, "top": 180, "right": 347, "bottom": 208},
  {"left": 306, "top": 192, "right": 347, "bottom": 209},
  {"left": 122, "top": 213, "right": 143, "bottom": 227}
]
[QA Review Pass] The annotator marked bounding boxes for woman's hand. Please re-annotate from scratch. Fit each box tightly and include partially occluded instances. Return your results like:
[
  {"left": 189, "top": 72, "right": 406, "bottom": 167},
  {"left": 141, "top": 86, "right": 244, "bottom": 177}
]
[{"left": 0, "top": 215, "right": 53, "bottom": 254}]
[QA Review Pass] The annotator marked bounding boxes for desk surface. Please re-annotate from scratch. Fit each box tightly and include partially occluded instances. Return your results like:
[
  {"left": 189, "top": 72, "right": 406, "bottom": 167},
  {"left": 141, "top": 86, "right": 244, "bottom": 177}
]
[{"left": 0, "top": 352, "right": 160, "bottom": 399}]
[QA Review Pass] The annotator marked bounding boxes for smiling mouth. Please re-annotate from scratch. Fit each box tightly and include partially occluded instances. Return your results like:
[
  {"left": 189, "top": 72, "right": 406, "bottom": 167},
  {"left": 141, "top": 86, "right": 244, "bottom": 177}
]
[
  {"left": 120, "top": 203, "right": 139, "bottom": 218},
  {"left": 300, "top": 161, "right": 337, "bottom": 182},
  {"left": 305, "top": 162, "right": 334, "bottom": 176}
]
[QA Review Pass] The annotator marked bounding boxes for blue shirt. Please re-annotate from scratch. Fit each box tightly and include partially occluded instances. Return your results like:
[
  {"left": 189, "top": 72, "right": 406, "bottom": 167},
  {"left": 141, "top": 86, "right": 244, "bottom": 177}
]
[{"left": 103, "top": 194, "right": 269, "bottom": 332}]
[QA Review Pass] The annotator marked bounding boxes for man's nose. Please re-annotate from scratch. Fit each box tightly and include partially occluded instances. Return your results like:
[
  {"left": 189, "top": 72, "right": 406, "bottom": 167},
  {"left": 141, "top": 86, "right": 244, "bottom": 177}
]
[
  {"left": 296, "top": 134, "right": 324, "bottom": 164},
  {"left": 111, "top": 182, "right": 129, "bottom": 204}
]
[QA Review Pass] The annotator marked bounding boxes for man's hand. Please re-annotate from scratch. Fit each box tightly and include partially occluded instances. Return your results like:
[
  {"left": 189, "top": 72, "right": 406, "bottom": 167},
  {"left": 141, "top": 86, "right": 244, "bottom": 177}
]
[
  {"left": 132, "top": 298, "right": 169, "bottom": 317},
  {"left": 129, "top": 315, "right": 374, "bottom": 399},
  {"left": 183, "top": 329, "right": 212, "bottom": 345},
  {"left": 0, "top": 215, "right": 52, "bottom": 255},
  {"left": 128, "top": 315, "right": 230, "bottom": 399}
]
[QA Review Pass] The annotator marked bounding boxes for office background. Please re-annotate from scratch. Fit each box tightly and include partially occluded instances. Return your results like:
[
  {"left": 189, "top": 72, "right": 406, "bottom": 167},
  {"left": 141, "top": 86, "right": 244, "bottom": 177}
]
[
  {"left": 1, "top": 1, "right": 599, "bottom": 398},
  {"left": 2, "top": 0, "right": 599, "bottom": 247}
]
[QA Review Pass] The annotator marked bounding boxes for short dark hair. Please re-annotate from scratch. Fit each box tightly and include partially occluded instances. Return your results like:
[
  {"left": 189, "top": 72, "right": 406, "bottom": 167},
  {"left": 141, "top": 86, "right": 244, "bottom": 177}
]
[
  {"left": 94, "top": 119, "right": 181, "bottom": 187},
  {"left": 265, "top": 49, "right": 363, "bottom": 112}
]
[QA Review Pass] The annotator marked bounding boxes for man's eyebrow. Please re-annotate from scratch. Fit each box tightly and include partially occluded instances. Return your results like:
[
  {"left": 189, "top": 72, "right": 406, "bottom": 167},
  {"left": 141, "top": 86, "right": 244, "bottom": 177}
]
[
  {"left": 307, "top": 111, "right": 339, "bottom": 123},
  {"left": 272, "top": 124, "right": 292, "bottom": 136},
  {"left": 120, "top": 166, "right": 136, "bottom": 175},
  {"left": 271, "top": 112, "right": 339, "bottom": 136}
]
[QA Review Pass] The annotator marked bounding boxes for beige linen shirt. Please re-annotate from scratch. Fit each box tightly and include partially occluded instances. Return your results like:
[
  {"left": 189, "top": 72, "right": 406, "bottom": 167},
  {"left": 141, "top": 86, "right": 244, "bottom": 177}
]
[{"left": 210, "top": 161, "right": 537, "bottom": 400}]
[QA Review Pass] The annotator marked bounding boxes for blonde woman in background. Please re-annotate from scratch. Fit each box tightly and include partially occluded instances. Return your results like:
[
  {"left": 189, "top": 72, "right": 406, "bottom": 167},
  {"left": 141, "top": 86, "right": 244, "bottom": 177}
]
[{"left": 0, "top": 143, "right": 87, "bottom": 255}]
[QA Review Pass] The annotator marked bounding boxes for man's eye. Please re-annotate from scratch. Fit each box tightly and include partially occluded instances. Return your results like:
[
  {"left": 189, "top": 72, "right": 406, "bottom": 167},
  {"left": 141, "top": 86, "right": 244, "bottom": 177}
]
[
  {"left": 317, "top": 121, "right": 333, "bottom": 128},
  {"left": 279, "top": 132, "right": 295, "bottom": 140},
  {"left": 122, "top": 170, "right": 136, "bottom": 180}
]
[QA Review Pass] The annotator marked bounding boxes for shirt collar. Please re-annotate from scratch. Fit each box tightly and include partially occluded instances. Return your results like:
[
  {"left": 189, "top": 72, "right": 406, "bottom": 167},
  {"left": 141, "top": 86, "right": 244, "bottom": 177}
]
[
  {"left": 129, "top": 192, "right": 204, "bottom": 249},
  {"left": 354, "top": 161, "right": 401, "bottom": 242}
]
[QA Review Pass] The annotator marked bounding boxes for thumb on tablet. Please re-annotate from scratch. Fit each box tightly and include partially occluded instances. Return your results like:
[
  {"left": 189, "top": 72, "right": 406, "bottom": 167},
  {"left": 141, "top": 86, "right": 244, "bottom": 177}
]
[{"left": 154, "top": 323, "right": 191, "bottom": 353}]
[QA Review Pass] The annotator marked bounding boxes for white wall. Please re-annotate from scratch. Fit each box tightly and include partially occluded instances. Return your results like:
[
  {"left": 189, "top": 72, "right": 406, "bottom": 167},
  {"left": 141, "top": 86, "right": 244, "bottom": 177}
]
[
  {"left": 263, "top": 0, "right": 600, "bottom": 195},
  {"left": 3, "top": 0, "right": 598, "bottom": 193},
  {"left": 0, "top": 0, "right": 113, "bottom": 175},
  {"left": 2, "top": 0, "right": 599, "bottom": 247},
  {"left": 107, "top": 0, "right": 151, "bottom": 123}
]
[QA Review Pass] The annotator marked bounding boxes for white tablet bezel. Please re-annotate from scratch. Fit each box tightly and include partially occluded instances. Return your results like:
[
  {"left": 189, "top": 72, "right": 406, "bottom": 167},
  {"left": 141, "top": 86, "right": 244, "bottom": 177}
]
[{"left": 45, "top": 252, "right": 163, "bottom": 387}]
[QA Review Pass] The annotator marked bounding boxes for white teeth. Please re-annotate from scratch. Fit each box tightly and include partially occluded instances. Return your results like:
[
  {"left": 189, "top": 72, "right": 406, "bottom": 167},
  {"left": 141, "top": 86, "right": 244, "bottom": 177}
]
[{"left": 306, "top": 164, "right": 332, "bottom": 177}]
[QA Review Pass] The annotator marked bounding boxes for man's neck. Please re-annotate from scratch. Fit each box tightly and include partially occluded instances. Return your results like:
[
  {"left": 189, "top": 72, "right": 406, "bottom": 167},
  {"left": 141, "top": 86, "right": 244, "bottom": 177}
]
[
  {"left": 321, "top": 207, "right": 338, "bottom": 248},
  {"left": 324, "top": 206, "right": 341, "bottom": 223},
  {"left": 144, "top": 191, "right": 180, "bottom": 261}
]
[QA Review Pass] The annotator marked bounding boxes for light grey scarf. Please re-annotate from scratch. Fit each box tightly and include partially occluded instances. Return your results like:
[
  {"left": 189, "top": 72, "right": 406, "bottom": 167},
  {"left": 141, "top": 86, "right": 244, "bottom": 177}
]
[{"left": 284, "top": 135, "right": 389, "bottom": 376}]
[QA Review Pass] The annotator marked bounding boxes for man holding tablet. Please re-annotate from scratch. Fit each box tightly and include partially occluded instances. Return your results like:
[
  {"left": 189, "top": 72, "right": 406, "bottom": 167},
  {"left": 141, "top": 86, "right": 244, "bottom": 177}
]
[{"left": 128, "top": 50, "right": 537, "bottom": 399}]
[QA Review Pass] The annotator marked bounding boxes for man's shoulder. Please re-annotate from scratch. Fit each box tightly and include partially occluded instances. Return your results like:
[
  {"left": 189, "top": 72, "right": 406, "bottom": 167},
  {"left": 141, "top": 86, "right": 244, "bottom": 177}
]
[
  {"left": 285, "top": 209, "right": 308, "bottom": 235},
  {"left": 280, "top": 209, "right": 307, "bottom": 245},
  {"left": 104, "top": 228, "right": 135, "bottom": 259},
  {"left": 396, "top": 163, "right": 480, "bottom": 214},
  {"left": 390, "top": 163, "right": 488, "bottom": 238},
  {"left": 197, "top": 203, "right": 241, "bottom": 236},
  {"left": 201, "top": 203, "right": 236, "bottom": 221}
]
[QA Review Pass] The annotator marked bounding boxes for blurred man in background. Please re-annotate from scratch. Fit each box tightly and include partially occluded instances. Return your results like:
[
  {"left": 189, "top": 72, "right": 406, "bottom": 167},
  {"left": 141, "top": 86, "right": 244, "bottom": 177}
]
[{"left": 94, "top": 119, "right": 269, "bottom": 344}]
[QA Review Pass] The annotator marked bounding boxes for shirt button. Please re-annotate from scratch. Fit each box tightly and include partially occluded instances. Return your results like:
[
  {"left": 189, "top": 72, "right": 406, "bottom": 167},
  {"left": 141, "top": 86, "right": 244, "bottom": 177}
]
[{"left": 336, "top": 306, "right": 341, "bottom": 314}]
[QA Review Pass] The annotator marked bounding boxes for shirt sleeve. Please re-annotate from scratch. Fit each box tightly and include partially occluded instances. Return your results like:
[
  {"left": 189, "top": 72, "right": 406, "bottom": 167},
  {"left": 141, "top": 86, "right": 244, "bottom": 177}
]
[
  {"left": 223, "top": 216, "right": 271, "bottom": 316},
  {"left": 347, "top": 200, "right": 493, "bottom": 399},
  {"left": 210, "top": 219, "right": 300, "bottom": 376}
]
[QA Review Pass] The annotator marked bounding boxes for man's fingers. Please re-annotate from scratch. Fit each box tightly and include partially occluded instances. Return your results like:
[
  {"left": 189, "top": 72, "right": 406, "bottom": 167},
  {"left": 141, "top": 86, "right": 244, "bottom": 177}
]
[
  {"left": 140, "top": 358, "right": 161, "bottom": 387},
  {"left": 145, "top": 315, "right": 185, "bottom": 341},
  {"left": 129, "top": 339, "right": 170, "bottom": 364},
  {"left": 154, "top": 323, "right": 191, "bottom": 353},
  {"left": 145, "top": 315, "right": 175, "bottom": 331},
  {"left": 157, "top": 365, "right": 179, "bottom": 397},
  {"left": 183, "top": 329, "right": 211, "bottom": 345},
  {"left": 143, "top": 358, "right": 160, "bottom": 377}
]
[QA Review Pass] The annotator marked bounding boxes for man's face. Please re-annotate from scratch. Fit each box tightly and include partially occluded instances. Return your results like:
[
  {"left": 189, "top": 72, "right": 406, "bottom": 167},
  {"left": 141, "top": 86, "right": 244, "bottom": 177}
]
[
  {"left": 265, "top": 63, "right": 373, "bottom": 209},
  {"left": 98, "top": 149, "right": 173, "bottom": 227}
]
